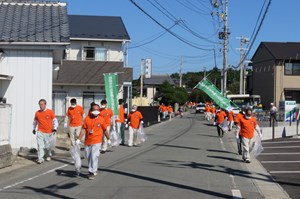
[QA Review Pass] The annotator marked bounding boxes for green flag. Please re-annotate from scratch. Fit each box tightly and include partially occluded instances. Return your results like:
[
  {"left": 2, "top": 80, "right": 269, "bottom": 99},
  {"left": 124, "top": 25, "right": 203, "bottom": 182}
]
[
  {"left": 194, "top": 78, "right": 237, "bottom": 110},
  {"left": 104, "top": 73, "right": 119, "bottom": 115}
]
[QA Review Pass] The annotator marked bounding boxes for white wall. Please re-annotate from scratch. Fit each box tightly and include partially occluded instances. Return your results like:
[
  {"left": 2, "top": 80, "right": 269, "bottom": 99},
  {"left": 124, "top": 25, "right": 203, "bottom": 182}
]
[
  {"left": 0, "top": 50, "right": 53, "bottom": 149},
  {"left": 67, "top": 40, "right": 123, "bottom": 61}
]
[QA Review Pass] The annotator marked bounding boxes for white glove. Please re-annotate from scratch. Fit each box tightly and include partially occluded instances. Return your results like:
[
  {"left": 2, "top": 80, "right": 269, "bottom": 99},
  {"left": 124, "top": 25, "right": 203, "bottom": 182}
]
[
  {"left": 107, "top": 139, "right": 111, "bottom": 146},
  {"left": 140, "top": 121, "right": 144, "bottom": 124},
  {"left": 75, "top": 139, "right": 81, "bottom": 145},
  {"left": 235, "top": 132, "right": 239, "bottom": 139},
  {"left": 125, "top": 124, "right": 129, "bottom": 128},
  {"left": 64, "top": 123, "right": 68, "bottom": 129}
]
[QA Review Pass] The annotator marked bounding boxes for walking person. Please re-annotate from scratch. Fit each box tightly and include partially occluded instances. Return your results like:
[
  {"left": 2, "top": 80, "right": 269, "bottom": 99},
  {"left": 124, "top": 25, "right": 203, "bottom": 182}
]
[
  {"left": 236, "top": 108, "right": 262, "bottom": 163},
  {"left": 32, "top": 99, "right": 58, "bottom": 164},
  {"left": 234, "top": 110, "right": 244, "bottom": 155},
  {"left": 99, "top": 100, "right": 114, "bottom": 154},
  {"left": 127, "top": 105, "right": 143, "bottom": 147},
  {"left": 269, "top": 102, "right": 278, "bottom": 122},
  {"left": 227, "top": 109, "right": 234, "bottom": 131},
  {"left": 116, "top": 99, "right": 126, "bottom": 145},
  {"left": 76, "top": 103, "right": 110, "bottom": 179},
  {"left": 215, "top": 107, "right": 227, "bottom": 137},
  {"left": 64, "top": 98, "right": 84, "bottom": 146}
]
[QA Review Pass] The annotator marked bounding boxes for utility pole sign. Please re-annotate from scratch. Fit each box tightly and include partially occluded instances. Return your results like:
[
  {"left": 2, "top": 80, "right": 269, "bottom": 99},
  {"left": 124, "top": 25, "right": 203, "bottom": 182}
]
[{"left": 144, "top": 58, "right": 152, "bottom": 79}]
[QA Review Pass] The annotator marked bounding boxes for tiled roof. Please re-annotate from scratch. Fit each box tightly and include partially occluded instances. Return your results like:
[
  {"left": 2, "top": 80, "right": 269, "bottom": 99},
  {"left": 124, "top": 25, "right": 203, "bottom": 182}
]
[
  {"left": 254, "top": 42, "right": 300, "bottom": 60},
  {"left": 143, "top": 74, "right": 175, "bottom": 85},
  {"left": 53, "top": 60, "right": 132, "bottom": 85},
  {"left": 69, "top": 15, "right": 130, "bottom": 40},
  {"left": 0, "top": 1, "right": 69, "bottom": 43}
]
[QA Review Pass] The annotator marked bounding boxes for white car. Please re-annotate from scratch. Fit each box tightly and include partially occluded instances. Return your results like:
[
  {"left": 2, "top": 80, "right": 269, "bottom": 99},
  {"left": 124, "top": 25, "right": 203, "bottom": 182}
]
[{"left": 196, "top": 104, "right": 205, "bottom": 113}]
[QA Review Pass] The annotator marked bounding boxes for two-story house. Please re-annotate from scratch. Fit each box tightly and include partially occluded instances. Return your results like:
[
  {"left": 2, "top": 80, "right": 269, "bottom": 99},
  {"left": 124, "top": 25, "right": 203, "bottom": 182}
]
[
  {"left": 251, "top": 42, "right": 300, "bottom": 107},
  {"left": 53, "top": 15, "right": 132, "bottom": 115}
]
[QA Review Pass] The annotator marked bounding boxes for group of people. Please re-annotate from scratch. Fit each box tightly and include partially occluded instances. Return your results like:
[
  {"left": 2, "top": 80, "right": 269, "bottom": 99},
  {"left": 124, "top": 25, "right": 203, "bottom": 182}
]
[
  {"left": 159, "top": 103, "right": 174, "bottom": 120},
  {"left": 32, "top": 98, "right": 144, "bottom": 180},
  {"left": 209, "top": 105, "right": 262, "bottom": 163}
]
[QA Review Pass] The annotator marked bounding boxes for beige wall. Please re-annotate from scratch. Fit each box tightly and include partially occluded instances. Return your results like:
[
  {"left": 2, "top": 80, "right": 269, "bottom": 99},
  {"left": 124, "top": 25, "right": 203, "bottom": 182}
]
[{"left": 66, "top": 40, "right": 123, "bottom": 61}]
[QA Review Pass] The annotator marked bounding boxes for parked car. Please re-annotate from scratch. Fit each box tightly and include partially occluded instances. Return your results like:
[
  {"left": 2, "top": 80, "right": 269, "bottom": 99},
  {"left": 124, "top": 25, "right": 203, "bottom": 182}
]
[{"left": 196, "top": 104, "right": 205, "bottom": 113}]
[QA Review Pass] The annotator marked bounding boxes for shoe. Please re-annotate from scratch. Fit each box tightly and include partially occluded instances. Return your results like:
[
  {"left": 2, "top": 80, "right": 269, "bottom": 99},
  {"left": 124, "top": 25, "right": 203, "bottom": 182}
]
[
  {"left": 46, "top": 157, "right": 51, "bottom": 161},
  {"left": 100, "top": 150, "right": 106, "bottom": 154},
  {"left": 245, "top": 159, "right": 251, "bottom": 163},
  {"left": 36, "top": 159, "right": 44, "bottom": 164},
  {"left": 128, "top": 145, "right": 132, "bottom": 147},
  {"left": 88, "top": 172, "right": 95, "bottom": 180}
]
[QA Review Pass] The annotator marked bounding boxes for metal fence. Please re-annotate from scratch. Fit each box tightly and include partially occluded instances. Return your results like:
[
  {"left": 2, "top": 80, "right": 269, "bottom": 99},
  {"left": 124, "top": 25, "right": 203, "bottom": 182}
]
[{"left": 0, "top": 104, "right": 12, "bottom": 145}]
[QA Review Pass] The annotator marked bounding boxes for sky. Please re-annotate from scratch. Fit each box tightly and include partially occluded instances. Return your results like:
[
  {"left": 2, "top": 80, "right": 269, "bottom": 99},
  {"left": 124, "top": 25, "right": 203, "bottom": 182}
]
[{"left": 64, "top": 0, "right": 300, "bottom": 79}]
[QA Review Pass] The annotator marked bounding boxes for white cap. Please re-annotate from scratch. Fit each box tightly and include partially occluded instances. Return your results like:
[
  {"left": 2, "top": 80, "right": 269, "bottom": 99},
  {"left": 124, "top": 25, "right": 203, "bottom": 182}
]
[{"left": 270, "top": 103, "right": 274, "bottom": 106}]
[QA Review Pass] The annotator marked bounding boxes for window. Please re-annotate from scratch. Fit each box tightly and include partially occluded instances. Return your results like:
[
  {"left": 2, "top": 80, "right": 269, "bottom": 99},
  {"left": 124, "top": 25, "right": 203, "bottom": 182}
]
[
  {"left": 284, "top": 63, "right": 300, "bottom": 75},
  {"left": 83, "top": 47, "right": 107, "bottom": 61},
  {"left": 52, "top": 91, "right": 66, "bottom": 116}
]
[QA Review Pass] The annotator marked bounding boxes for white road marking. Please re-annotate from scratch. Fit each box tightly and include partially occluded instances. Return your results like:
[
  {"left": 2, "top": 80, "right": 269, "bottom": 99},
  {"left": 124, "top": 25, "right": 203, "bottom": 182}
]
[
  {"left": 270, "top": 171, "right": 300, "bottom": 174},
  {"left": 260, "top": 153, "right": 300, "bottom": 155},
  {"left": 262, "top": 160, "right": 300, "bottom": 163},
  {"left": 220, "top": 138, "right": 226, "bottom": 151},
  {"left": 0, "top": 164, "right": 68, "bottom": 192},
  {"left": 263, "top": 141, "right": 300, "bottom": 144},
  {"left": 263, "top": 146, "right": 300, "bottom": 149},
  {"left": 232, "top": 189, "right": 242, "bottom": 199}
]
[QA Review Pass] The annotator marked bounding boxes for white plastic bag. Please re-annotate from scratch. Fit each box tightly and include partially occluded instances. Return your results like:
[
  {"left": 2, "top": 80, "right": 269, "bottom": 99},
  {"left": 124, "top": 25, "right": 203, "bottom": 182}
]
[
  {"left": 137, "top": 125, "right": 147, "bottom": 144},
  {"left": 46, "top": 134, "right": 56, "bottom": 151},
  {"left": 251, "top": 135, "right": 264, "bottom": 157},
  {"left": 109, "top": 127, "right": 121, "bottom": 147},
  {"left": 70, "top": 143, "right": 81, "bottom": 170},
  {"left": 219, "top": 121, "right": 229, "bottom": 132}
]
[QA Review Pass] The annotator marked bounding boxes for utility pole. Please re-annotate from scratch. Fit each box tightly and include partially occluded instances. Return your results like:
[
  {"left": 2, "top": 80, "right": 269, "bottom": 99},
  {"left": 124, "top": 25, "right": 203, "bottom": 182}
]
[
  {"left": 203, "top": 66, "right": 206, "bottom": 77},
  {"left": 237, "top": 36, "right": 249, "bottom": 94},
  {"left": 179, "top": 56, "right": 183, "bottom": 87},
  {"left": 140, "top": 59, "right": 145, "bottom": 106},
  {"left": 222, "top": 0, "right": 229, "bottom": 96}
]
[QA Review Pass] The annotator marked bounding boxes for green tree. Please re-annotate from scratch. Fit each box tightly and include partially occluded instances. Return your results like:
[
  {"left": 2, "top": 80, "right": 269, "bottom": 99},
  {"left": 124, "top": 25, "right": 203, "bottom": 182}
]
[{"left": 156, "top": 81, "right": 188, "bottom": 105}]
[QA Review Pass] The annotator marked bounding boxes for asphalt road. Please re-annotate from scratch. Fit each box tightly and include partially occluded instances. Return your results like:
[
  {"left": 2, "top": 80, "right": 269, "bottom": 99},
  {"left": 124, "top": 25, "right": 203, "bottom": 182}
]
[
  {"left": 257, "top": 138, "right": 300, "bottom": 199},
  {"left": 0, "top": 112, "right": 289, "bottom": 199}
]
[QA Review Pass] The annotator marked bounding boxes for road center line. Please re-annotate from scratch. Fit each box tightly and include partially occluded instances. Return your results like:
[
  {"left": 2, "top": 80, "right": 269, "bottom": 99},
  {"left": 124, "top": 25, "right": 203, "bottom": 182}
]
[
  {"left": 270, "top": 171, "right": 300, "bottom": 174},
  {"left": 261, "top": 160, "right": 300, "bottom": 163},
  {"left": 232, "top": 189, "right": 242, "bottom": 199},
  {"left": 0, "top": 164, "right": 68, "bottom": 192}
]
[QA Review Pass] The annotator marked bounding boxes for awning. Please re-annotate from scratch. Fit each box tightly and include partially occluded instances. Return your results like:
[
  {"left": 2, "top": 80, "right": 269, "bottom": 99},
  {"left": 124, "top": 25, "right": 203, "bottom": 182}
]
[{"left": 0, "top": 74, "right": 13, "bottom": 80}]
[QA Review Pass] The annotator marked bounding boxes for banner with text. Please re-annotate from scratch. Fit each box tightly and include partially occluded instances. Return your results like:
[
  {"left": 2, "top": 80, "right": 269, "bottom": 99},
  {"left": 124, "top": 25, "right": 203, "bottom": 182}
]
[
  {"left": 194, "top": 78, "right": 237, "bottom": 110},
  {"left": 104, "top": 73, "right": 119, "bottom": 115}
]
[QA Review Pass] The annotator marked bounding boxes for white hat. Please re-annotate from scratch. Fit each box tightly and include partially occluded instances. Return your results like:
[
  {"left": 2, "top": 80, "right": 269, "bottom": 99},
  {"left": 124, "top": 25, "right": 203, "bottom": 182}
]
[{"left": 270, "top": 103, "right": 274, "bottom": 106}]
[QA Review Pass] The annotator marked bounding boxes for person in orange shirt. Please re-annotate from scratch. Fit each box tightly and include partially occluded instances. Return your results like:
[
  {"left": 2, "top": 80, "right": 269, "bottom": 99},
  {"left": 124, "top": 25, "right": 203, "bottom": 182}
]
[
  {"left": 127, "top": 105, "right": 143, "bottom": 147},
  {"left": 215, "top": 107, "right": 227, "bottom": 137},
  {"left": 167, "top": 105, "right": 174, "bottom": 120},
  {"left": 210, "top": 105, "right": 216, "bottom": 120},
  {"left": 227, "top": 109, "right": 234, "bottom": 131},
  {"left": 234, "top": 110, "right": 244, "bottom": 155},
  {"left": 64, "top": 98, "right": 85, "bottom": 146},
  {"left": 99, "top": 100, "right": 114, "bottom": 153},
  {"left": 204, "top": 105, "right": 211, "bottom": 121},
  {"left": 76, "top": 103, "right": 109, "bottom": 179},
  {"left": 33, "top": 99, "right": 58, "bottom": 164},
  {"left": 116, "top": 99, "right": 126, "bottom": 145},
  {"left": 236, "top": 108, "right": 262, "bottom": 163}
]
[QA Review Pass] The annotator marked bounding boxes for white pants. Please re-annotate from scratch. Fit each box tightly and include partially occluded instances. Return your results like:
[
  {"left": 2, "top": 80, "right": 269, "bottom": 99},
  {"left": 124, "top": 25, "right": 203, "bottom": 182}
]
[
  {"left": 85, "top": 143, "right": 101, "bottom": 174},
  {"left": 128, "top": 126, "right": 139, "bottom": 146},
  {"left": 36, "top": 131, "right": 53, "bottom": 161},
  {"left": 101, "top": 126, "right": 110, "bottom": 151},
  {"left": 228, "top": 121, "right": 233, "bottom": 130},
  {"left": 69, "top": 126, "right": 82, "bottom": 146},
  {"left": 241, "top": 137, "right": 254, "bottom": 160}
]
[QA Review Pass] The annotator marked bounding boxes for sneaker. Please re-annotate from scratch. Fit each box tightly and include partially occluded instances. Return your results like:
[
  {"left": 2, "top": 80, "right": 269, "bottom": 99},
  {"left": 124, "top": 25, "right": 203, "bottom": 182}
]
[
  {"left": 245, "top": 159, "right": 251, "bottom": 163},
  {"left": 46, "top": 157, "right": 51, "bottom": 161},
  {"left": 88, "top": 173, "right": 95, "bottom": 180},
  {"left": 100, "top": 150, "right": 106, "bottom": 154},
  {"left": 36, "top": 159, "right": 44, "bottom": 164}
]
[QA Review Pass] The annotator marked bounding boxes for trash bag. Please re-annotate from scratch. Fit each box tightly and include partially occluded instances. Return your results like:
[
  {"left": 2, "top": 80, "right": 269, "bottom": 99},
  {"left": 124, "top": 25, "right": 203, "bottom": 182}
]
[
  {"left": 109, "top": 127, "right": 121, "bottom": 147},
  {"left": 45, "top": 134, "right": 56, "bottom": 151},
  {"left": 70, "top": 143, "right": 81, "bottom": 170},
  {"left": 251, "top": 135, "right": 264, "bottom": 157},
  {"left": 219, "top": 121, "right": 229, "bottom": 132},
  {"left": 137, "top": 125, "right": 147, "bottom": 144}
]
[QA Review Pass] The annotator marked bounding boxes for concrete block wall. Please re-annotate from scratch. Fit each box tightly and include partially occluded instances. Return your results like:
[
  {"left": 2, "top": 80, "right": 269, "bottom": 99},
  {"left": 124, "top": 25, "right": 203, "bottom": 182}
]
[{"left": 0, "top": 144, "right": 13, "bottom": 169}]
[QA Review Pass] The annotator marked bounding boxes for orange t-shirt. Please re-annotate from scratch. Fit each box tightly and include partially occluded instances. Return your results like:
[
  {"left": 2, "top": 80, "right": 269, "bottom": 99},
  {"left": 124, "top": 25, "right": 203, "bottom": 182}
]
[
  {"left": 234, "top": 113, "right": 244, "bottom": 125},
  {"left": 99, "top": 108, "right": 113, "bottom": 128},
  {"left": 216, "top": 111, "right": 226, "bottom": 124},
  {"left": 210, "top": 107, "right": 216, "bottom": 113},
  {"left": 167, "top": 106, "right": 173, "bottom": 113},
  {"left": 162, "top": 106, "right": 168, "bottom": 112},
  {"left": 34, "top": 109, "right": 56, "bottom": 133},
  {"left": 239, "top": 116, "right": 257, "bottom": 139},
  {"left": 205, "top": 106, "right": 211, "bottom": 113},
  {"left": 227, "top": 111, "right": 234, "bottom": 121},
  {"left": 128, "top": 111, "right": 143, "bottom": 129},
  {"left": 66, "top": 105, "right": 84, "bottom": 127},
  {"left": 82, "top": 115, "right": 106, "bottom": 145},
  {"left": 116, "top": 105, "right": 125, "bottom": 123}
]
